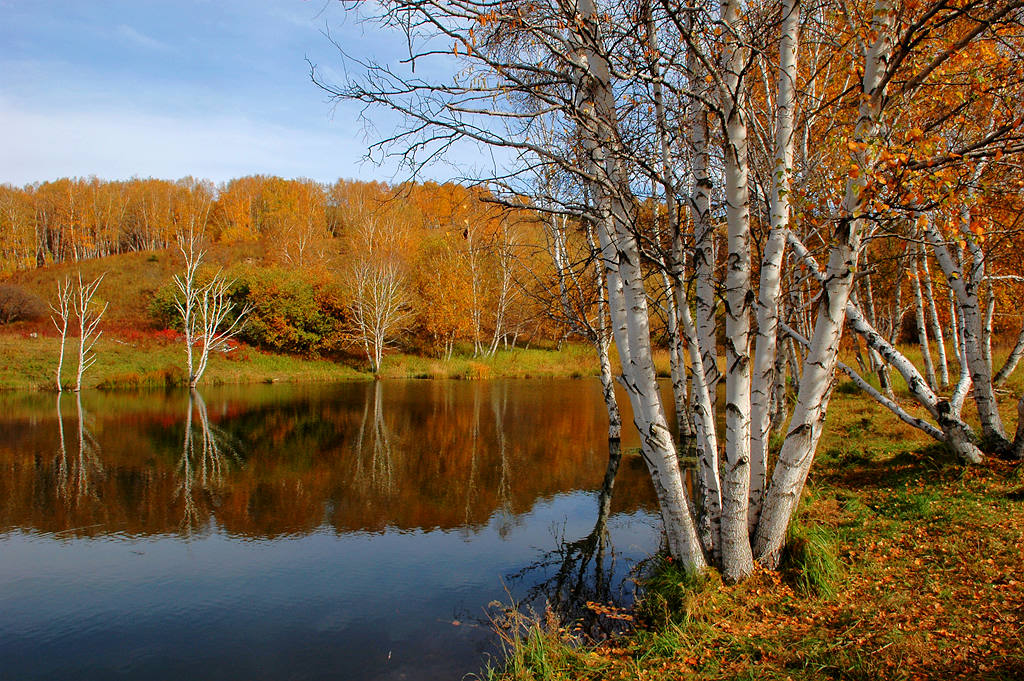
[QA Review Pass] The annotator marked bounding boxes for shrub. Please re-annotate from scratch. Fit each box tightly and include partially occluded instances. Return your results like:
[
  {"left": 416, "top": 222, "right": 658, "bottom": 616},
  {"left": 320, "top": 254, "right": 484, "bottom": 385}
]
[
  {"left": 231, "top": 267, "right": 347, "bottom": 356},
  {"left": 148, "top": 283, "right": 182, "bottom": 330},
  {"left": 149, "top": 265, "right": 348, "bottom": 357},
  {"left": 0, "top": 285, "right": 46, "bottom": 324}
]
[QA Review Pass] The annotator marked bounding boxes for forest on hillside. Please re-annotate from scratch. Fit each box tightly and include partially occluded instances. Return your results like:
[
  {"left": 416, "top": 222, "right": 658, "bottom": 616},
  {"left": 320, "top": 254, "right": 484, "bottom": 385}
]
[{"left": 0, "top": 178, "right": 564, "bottom": 360}]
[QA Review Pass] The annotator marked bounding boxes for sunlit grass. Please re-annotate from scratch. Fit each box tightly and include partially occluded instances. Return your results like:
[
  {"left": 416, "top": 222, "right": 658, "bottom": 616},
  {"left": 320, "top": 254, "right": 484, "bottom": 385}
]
[{"left": 0, "top": 330, "right": 608, "bottom": 390}]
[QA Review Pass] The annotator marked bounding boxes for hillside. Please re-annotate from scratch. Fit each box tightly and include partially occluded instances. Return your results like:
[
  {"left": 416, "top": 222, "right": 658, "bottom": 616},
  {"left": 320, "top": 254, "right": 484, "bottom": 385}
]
[
  {"left": 4, "top": 243, "right": 262, "bottom": 328},
  {"left": 0, "top": 246, "right": 605, "bottom": 390}
]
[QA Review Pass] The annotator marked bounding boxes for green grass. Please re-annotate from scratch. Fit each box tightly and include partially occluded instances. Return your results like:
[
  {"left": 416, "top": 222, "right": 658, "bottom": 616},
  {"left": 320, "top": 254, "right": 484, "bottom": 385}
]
[
  {"left": 0, "top": 333, "right": 364, "bottom": 390},
  {"left": 0, "top": 331, "right": 608, "bottom": 391},
  {"left": 782, "top": 520, "right": 841, "bottom": 598}
]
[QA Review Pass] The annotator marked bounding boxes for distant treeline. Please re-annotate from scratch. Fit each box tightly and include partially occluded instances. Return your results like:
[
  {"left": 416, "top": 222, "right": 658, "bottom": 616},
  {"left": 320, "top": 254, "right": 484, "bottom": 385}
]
[{"left": 0, "top": 176, "right": 512, "bottom": 270}]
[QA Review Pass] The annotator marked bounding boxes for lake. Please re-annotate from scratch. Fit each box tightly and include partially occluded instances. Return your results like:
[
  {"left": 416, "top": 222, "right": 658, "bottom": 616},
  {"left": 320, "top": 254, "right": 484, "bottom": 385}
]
[{"left": 0, "top": 380, "right": 662, "bottom": 680}]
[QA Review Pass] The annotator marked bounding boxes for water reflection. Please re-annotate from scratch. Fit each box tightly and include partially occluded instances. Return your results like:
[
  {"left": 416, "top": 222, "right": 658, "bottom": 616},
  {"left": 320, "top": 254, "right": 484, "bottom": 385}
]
[
  {"left": 510, "top": 439, "right": 634, "bottom": 639},
  {"left": 0, "top": 381, "right": 661, "bottom": 681},
  {"left": 178, "top": 390, "right": 239, "bottom": 533},
  {"left": 54, "top": 392, "right": 105, "bottom": 508}
]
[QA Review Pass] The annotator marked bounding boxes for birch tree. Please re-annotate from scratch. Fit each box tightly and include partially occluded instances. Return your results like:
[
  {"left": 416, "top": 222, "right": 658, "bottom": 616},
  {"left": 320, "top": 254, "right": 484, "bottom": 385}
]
[
  {"left": 316, "top": 0, "right": 1024, "bottom": 580},
  {"left": 72, "top": 273, "right": 107, "bottom": 392},
  {"left": 348, "top": 257, "right": 413, "bottom": 373},
  {"left": 50, "top": 277, "right": 72, "bottom": 392},
  {"left": 173, "top": 232, "right": 250, "bottom": 389},
  {"left": 345, "top": 218, "right": 413, "bottom": 373}
]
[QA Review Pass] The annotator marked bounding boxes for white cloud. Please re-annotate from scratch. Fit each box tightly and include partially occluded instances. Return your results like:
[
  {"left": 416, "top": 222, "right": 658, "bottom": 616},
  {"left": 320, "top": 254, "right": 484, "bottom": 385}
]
[{"left": 114, "top": 24, "right": 169, "bottom": 51}]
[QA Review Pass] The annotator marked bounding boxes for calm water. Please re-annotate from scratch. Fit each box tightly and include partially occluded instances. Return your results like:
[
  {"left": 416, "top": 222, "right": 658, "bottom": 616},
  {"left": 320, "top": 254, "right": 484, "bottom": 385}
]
[{"left": 0, "top": 380, "right": 661, "bottom": 680}]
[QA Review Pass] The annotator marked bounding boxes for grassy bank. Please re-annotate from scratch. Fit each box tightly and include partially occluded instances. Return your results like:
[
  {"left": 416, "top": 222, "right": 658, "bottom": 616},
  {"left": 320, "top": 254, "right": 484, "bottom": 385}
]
[
  {"left": 0, "top": 330, "right": 607, "bottom": 390},
  {"left": 483, "top": 390, "right": 1024, "bottom": 681}
]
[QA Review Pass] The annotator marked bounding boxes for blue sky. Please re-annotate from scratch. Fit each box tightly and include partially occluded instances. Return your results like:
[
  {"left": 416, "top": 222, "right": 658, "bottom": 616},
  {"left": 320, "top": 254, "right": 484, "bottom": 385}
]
[{"left": 0, "top": 0, "right": 472, "bottom": 186}]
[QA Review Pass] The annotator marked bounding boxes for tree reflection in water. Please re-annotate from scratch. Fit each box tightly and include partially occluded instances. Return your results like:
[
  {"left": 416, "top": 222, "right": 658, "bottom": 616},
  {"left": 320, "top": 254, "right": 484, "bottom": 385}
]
[
  {"left": 492, "top": 382, "right": 516, "bottom": 539},
  {"left": 54, "top": 392, "right": 105, "bottom": 507},
  {"left": 2, "top": 381, "right": 659, "bottom": 539},
  {"left": 506, "top": 439, "right": 633, "bottom": 641},
  {"left": 177, "top": 390, "right": 239, "bottom": 534},
  {"left": 352, "top": 381, "right": 396, "bottom": 495}
]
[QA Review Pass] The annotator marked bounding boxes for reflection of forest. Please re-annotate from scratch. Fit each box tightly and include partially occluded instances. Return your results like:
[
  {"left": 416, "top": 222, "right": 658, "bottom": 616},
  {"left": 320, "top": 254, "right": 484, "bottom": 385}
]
[{"left": 0, "top": 381, "right": 657, "bottom": 538}]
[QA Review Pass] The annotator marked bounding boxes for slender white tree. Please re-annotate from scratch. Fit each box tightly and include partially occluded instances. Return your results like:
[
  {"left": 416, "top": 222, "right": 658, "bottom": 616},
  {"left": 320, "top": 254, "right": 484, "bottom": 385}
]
[
  {"left": 173, "top": 232, "right": 250, "bottom": 389},
  {"left": 72, "top": 272, "right": 108, "bottom": 392},
  {"left": 50, "top": 277, "right": 72, "bottom": 392},
  {"left": 348, "top": 256, "right": 413, "bottom": 373}
]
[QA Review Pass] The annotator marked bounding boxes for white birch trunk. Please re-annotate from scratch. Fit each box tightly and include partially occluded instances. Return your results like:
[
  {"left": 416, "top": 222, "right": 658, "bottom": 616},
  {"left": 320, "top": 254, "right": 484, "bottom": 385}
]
[
  {"left": 73, "top": 273, "right": 107, "bottom": 393},
  {"left": 676, "top": 281, "right": 723, "bottom": 560},
  {"left": 749, "top": 0, "right": 799, "bottom": 536},
  {"left": 949, "top": 285, "right": 961, "bottom": 363},
  {"left": 771, "top": 331, "right": 789, "bottom": 433},
  {"left": 994, "top": 321, "right": 1024, "bottom": 386},
  {"left": 596, "top": 334, "right": 622, "bottom": 441},
  {"left": 574, "top": 0, "right": 704, "bottom": 571},
  {"left": 686, "top": 20, "right": 719, "bottom": 409},
  {"left": 911, "top": 250, "right": 938, "bottom": 391},
  {"left": 919, "top": 244, "right": 949, "bottom": 387},
  {"left": 754, "top": 0, "right": 894, "bottom": 568},
  {"left": 50, "top": 277, "right": 72, "bottom": 392},
  {"left": 925, "top": 219, "right": 1008, "bottom": 445},
  {"left": 589, "top": 223, "right": 623, "bottom": 440},
  {"left": 718, "top": 0, "right": 755, "bottom": 582},
  {"left": 983, "top": 280, "right": 995, "bottom": 373},
  {"left": 646, "top": 7, "right": 692, "bottom": 442}
]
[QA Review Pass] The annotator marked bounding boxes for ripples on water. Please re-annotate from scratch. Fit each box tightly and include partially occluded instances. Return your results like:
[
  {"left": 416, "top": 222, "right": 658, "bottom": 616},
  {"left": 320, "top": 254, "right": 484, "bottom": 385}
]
[{"left": 0, "top": 380, "right": 661, "bottom": 680}]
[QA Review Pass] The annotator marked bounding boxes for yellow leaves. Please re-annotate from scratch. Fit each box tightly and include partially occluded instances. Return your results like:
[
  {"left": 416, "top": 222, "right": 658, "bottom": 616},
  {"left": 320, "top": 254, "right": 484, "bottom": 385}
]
[
  {"left": 907, "top": 128, "right": 924, "bottom": 142},
  {"left": 847, "top": 141, "right": 869, "bottom": 154},
  {"left": 848, "top": 165, "right": 861, "bottom": 179}
]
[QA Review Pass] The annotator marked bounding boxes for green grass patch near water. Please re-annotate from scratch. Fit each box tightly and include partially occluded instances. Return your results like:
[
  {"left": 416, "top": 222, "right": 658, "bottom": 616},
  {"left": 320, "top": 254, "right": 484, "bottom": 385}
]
[{"left": 0, "top": 331, "right": 603, "bottom": 391}]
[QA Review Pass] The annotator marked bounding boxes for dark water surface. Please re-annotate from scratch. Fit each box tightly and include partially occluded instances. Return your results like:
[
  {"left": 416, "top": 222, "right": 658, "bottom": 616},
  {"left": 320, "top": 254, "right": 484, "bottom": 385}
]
[{"left": 0, "top": 380, "right": 661, "bottom": 680}]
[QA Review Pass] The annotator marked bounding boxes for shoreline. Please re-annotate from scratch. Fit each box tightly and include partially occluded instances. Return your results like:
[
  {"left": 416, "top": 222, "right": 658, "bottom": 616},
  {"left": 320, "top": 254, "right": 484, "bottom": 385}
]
[{"left": 0, "top": 332, "right": 609, "bottom": 391}]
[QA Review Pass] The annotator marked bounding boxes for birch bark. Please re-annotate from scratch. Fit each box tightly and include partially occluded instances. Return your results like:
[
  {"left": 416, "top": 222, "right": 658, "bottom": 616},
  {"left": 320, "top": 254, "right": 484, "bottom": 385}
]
[
  {"left": 749, "top": 0, "right": 799, "bottom": 535},
  {"left": 754, "top": 0, "right": 894, "bottom": 568},
  {"left": 718, "top": 0, "right": 755, "bottom": 582},
  {"left": 573, "top": 0, "right": 705, "bottom": 570}
]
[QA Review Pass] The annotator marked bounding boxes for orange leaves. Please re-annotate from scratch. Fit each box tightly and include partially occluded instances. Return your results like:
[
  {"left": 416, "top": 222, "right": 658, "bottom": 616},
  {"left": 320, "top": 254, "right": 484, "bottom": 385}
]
[{"left": 585, "top": 601, "right": 634, "bottom": 621}]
